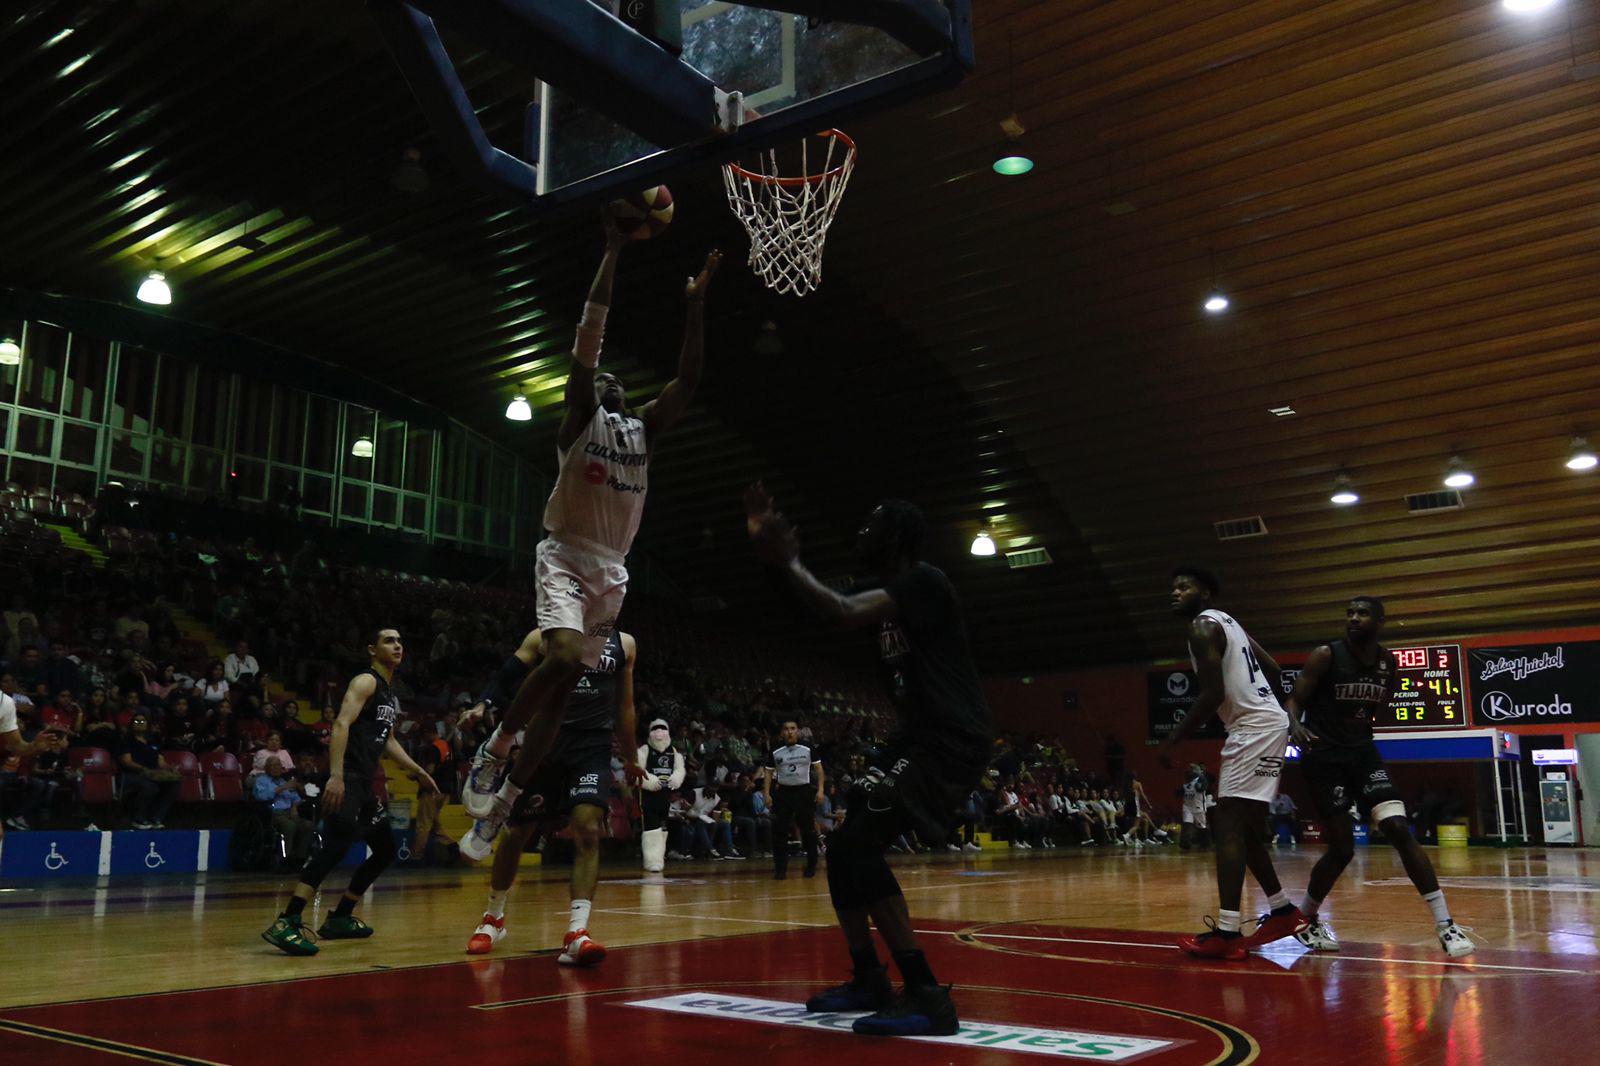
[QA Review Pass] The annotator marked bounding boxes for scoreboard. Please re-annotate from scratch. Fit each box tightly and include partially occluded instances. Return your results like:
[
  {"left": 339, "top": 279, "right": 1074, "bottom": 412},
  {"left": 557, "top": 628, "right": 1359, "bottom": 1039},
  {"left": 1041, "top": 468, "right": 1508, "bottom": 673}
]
[{"left": 1381, "top": 644, "right": 1466, "bottom": 730}]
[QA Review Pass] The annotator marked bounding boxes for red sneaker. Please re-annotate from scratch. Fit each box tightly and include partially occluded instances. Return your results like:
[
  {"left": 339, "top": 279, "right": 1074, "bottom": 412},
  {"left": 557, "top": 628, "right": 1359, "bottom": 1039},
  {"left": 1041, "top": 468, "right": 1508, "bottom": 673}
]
[
  {"left": 1243, "top": 906, "right": 1310, "bottom": 948},
  {"left": 1178, "top": 917, "right": 1249, "bottom": 961},
  {"left": 558, "top": 928, "right": 607, "bottom": 967},
  {"left": 467, "top": 914, "right": 506, "bottom": 955}
]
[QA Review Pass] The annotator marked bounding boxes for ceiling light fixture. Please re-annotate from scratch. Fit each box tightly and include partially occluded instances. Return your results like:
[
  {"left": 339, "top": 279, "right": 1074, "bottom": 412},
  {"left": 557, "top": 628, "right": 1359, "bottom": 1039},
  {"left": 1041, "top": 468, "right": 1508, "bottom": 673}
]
[
  {"left": 970, "top": 530, "right": 997, "bottom": 557},
  {"left": 505, "top": 394, "right": 533, "bottom": 422},
  {"left": 1330, "top": 473, "right": 1359, "bottom": 506},
  {"left": 1443, "top": 455, "right": 1475, "bottom": 489},
  {"left": 1203, "top": 245, "right": 1228, "bottom": 314},
  {"left": 992, "top": 34, "right": 1033, "bottom": 176},
  {"left": 0, "top": 337, "right": 20, "bottom": 366},
  {"left": 1268, "top": 404, "right": 1296, "bottom": 417},
  {"left": 1566, "top": 436, "right": 1597, "bottom": 471},
  {"left": 350, "top": 436, "right": 374, "bottom": 459},
  {"left": 136, "top": 270, "right": 171, "bottom": 305},
  {"left": 1503, "top": 0, "right": 1560, "bottom": 15}
]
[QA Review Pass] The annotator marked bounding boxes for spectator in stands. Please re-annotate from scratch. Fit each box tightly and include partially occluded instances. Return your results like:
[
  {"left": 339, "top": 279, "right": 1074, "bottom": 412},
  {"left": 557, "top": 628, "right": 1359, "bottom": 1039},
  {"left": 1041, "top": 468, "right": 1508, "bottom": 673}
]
[
  {"left": 139, "top": 663, "right": 179, "bottom": 708},
  {"left": 6, "top": 722, "right": 72, "bottom": 830},
  {"left": 252, "top": 731, "right": 293, "bottom": 778},
  {"left": 816, "top": 781, "right": 846, "bottom": 836},
  {"left": 252, "top": 755, "right": 312, "bottom": 867},
  {"left": 41, "top": 690, "right": 83, "bottom": 743},
  {"left": 995, "top": 778, "right": 1029, "bottom": 848},
  {"left": 118, "top": 712, "right": 180, "bottom": 829},
  {"left": 116, "top": 688, "right": 143, "bottom": 729},
  {"left": 223, "top": 640, "right": 260, "bottom": 690},
  {"left": 729, "top": 772, "right": 770, "bottom": 857},
  {"left": 1270, "top": 792, "right": 1299, "bottom": 847},
  {"left": 11, "top": 645, "right": 44, "bottom": 695},
  {"left": 43, "top": 641, "right": 86, "bottom": 699},
  {"left": 311, "top": 704, "right": 336, "bottom": 749},
  {"left": 200, "top": 661, "right": 229, "bottom": 707},
  {"left": 113, "top": 605, "right": 150, "bottom": 647},
  {"left": 214, "top": 586, "right": 247, "bottom": 641},
  {"left": 2, "top": 594, "right": 39, "bottom": 646}
]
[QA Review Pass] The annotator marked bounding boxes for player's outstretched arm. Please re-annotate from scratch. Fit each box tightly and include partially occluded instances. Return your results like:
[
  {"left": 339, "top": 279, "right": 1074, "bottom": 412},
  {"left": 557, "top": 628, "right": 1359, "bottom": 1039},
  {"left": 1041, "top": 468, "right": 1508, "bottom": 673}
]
[
  {"left": 641, "top": 249, "right": 722, "bottom": 440},
  {"left": 1285, "top": 645, "right": 1333, "bottom": 747},
  {"left": 560, "top": 219, "right": 627, "bottom": 451},
  {"left": 743, "top": 481, "right": 899, "bottom": 630},
  {"left": 385, "top": 734, "right": 439, "bottom": 794}
]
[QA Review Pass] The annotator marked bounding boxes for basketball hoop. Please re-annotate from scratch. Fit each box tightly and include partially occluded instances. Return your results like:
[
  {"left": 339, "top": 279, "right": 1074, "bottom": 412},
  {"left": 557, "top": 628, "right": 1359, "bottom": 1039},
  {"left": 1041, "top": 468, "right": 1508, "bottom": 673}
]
[{"left": 722, "top": 129, "right": 856, "bottom": 297}]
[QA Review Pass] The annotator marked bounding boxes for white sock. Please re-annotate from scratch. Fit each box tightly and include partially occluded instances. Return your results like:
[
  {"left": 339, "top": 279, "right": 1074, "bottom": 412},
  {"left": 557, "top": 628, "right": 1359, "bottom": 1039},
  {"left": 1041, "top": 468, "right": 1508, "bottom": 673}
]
[
  {"left": 569, "top": 898, "right": 592, "bottom": 935},
  {"left": 486, "top": 890, "right": 508, "bottom": 920},
  {"left": 1422, "top": 889, "right": 1451, "bottom": 925},
  {"left": 1217, "top": 909, "right": 1242, "bottom": 933},
  {"left": 486, "top": 725, "right": 513, "bottom": 759},
  {"left": 497, "top": 778, "right": 523, "bottom": 806},
  {"left": 1301, "top": 893, "right": 1323, "bottom": 918},
  {"left": 1266, "top": 890, "right": 1290, "bottom": 912}
]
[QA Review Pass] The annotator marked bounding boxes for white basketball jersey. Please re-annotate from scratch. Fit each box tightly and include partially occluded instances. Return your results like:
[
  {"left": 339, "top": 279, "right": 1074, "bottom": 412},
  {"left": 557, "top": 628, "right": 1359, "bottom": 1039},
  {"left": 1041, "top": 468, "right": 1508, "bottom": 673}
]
[
  {"left": 0, "top": 691, "right": 15, "bottom": 734},
  {"left": 542, "top": 404, "right": 649, "bottom": 558},
  {"left": 1188, "top": 609, "right": 1287, "bottom": 733}
]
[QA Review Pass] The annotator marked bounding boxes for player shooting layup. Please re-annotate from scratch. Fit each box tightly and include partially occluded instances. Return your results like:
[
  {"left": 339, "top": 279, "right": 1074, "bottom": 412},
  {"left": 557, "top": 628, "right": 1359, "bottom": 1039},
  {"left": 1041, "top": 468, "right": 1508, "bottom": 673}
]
[{"left": 461, "top": 214, "right": 719, "bottom": 852}]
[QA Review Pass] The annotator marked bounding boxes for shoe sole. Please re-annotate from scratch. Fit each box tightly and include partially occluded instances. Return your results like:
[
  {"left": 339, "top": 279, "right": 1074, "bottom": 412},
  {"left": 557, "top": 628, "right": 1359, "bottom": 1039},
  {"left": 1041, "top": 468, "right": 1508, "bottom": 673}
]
[
  {"left": 466, "top": 935, "right": 502, "bottom": 956},
  {"left": 558, "top": 945, "right": 606, "bottom": 967}
]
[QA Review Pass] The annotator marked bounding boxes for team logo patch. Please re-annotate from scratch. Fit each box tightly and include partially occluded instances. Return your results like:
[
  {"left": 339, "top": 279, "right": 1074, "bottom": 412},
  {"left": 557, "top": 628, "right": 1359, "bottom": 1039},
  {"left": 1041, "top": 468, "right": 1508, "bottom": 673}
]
[{"left": 625, "top": 993, "right": 1179, "bottom": 1060}]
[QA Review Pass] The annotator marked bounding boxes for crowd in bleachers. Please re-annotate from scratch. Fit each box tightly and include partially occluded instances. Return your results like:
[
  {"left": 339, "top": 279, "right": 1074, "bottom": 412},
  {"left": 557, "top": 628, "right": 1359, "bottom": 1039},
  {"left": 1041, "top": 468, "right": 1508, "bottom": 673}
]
[{"left": 2, "top": 477, "right": 1173, "bottom": 863}]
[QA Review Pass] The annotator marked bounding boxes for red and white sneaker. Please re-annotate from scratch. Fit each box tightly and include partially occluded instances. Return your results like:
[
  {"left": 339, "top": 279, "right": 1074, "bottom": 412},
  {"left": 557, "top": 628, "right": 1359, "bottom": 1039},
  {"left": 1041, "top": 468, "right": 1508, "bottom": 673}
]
[
  {"left": 466, "top": 914, "right": 506, "bottom": 955},
  {"left": 1243, "top": 906, "right": 1310, "bottom": 949},
  {"left": 558, "top": 929, "right": 607, "bottom": 967},
  {"left": 1178, "top": 917, "right": 1249, "bottom": 961}
]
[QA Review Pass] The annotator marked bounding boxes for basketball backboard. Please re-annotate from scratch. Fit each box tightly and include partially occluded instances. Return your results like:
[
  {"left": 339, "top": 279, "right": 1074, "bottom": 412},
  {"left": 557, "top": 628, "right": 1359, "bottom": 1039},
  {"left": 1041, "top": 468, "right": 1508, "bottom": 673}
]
[
  {"left": 372, "top": 0, "right": 972, "bottom": 212},
  {"left": 536, "top": 1, "right": 970, "bottom": 199}
]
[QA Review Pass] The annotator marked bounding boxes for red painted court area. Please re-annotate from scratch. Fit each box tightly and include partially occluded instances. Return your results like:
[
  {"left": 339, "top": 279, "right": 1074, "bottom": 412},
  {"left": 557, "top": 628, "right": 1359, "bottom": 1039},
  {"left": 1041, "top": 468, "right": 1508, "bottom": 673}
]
[{"left": 4, "top": 920, "right": 1596, "bottom": 1065}]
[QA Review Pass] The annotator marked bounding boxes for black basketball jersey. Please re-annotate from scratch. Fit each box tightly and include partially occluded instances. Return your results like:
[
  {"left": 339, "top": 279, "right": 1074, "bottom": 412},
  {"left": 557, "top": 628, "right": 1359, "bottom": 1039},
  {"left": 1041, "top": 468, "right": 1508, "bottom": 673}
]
[
  {"left": 345, "top": 668, "right": 401, "bottom": 780},
  {"left": 643, "top": 745, "right": 678, "bottom": 783},
  {"left": 1303, "top": 640, "right": 1396, "bottom": 748},
  {"left": 563, "top": 629, "right": 624, "bottom": 732}
]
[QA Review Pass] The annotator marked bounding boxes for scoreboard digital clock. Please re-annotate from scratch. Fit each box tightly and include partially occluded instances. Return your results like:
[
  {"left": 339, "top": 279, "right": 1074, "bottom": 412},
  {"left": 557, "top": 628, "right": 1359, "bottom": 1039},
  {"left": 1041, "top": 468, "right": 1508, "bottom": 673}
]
[{"left": 1382, "top": 644, "right": 1466, "bottom": 730}]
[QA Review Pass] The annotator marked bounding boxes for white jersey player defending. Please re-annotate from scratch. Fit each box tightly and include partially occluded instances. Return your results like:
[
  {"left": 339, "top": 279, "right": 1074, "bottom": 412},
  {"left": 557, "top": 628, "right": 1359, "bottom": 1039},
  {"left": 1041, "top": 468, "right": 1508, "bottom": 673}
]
[
  {"left": 1161, "top": 566, "right": 1308, "bottom": 961},
  {"left": 461, "top": 214, "right": 720, "bottom": 853}
]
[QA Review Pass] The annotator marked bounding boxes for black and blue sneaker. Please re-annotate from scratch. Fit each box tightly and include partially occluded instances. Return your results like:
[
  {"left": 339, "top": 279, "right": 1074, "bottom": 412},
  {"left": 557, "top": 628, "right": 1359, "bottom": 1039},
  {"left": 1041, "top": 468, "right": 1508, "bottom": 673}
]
[
  {"left": 804, "top": 966, "right": 894, "bottom": 1013},
  {"left": 852, "top": 984, "right": 959, "bottom": 1037}
]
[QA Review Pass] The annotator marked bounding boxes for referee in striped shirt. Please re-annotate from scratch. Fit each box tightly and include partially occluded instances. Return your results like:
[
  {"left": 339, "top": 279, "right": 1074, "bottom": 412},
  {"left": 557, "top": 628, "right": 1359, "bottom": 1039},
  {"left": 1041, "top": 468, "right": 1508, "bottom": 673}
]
[{"left": 764, "top": 719, "right": 823, "bottom": 880}]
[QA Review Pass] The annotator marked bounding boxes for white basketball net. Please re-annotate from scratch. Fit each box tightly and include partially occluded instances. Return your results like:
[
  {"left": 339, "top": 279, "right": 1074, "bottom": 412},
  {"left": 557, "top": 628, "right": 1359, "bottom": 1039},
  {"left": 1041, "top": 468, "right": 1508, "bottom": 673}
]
[{"left": 722, "top": 130, "right": 856, "bottom": 297}]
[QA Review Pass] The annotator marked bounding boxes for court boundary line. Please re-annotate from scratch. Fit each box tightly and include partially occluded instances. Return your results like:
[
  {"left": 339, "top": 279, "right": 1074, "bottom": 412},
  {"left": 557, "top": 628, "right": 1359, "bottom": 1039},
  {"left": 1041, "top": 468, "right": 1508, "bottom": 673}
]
[
  {"left": 954, "top": 927, "right": 1597, "bottom": 977},
  {"left": 0, "top": 1018, "right": 228, "bottom": 1065}
]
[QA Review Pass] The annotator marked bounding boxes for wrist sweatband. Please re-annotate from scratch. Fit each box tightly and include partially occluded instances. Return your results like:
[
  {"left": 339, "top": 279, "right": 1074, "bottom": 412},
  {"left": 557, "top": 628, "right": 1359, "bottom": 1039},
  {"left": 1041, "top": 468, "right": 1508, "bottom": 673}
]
[{"left": 573, "top": 301, "right": 609, "bottom": 368}]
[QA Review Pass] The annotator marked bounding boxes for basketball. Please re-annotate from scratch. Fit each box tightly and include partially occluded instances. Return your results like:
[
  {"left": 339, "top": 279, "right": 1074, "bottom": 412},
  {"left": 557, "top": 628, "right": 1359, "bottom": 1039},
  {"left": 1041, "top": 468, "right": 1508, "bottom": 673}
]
[{"left": 609, "top": 185, "right": 674, "bottom": 241}]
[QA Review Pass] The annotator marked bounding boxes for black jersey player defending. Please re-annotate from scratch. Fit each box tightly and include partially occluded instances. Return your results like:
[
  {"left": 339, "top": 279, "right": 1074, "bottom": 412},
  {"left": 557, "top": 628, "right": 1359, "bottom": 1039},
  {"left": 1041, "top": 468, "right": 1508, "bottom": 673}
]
[
  {"left": 746, "top": 484, "right": 992, "bottom": 1038},
  {"left": 460, "top": 627, "right": 637, "bottom": 965},
  {"left": 1283, "top": 596, "right": 1474, "bottom": 958},
  {"left": 262, "top": 629, "right": 438, "bottom": 955}
]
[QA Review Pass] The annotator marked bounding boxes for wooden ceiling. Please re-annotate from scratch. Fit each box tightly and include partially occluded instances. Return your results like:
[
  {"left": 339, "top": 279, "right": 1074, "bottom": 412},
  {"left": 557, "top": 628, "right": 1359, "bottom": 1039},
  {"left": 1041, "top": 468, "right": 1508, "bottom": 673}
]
[{"left": 5, "top": 0, "right": 1600, "bottom": 672}]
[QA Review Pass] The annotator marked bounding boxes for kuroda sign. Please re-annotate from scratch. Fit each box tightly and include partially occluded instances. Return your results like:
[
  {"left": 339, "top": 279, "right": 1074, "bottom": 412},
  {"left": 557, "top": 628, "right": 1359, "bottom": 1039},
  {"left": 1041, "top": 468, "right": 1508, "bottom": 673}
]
[{"left": 1468, "top": 643, "right": 1600, "bottom": 726}]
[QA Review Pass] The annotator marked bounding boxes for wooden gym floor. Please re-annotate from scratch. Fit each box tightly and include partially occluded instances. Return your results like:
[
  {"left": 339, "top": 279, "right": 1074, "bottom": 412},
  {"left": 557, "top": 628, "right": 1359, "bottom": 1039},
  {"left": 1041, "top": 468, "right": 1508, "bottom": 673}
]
[{"left": 2, "top": 844, "right": 1597, "bottom": 1064}]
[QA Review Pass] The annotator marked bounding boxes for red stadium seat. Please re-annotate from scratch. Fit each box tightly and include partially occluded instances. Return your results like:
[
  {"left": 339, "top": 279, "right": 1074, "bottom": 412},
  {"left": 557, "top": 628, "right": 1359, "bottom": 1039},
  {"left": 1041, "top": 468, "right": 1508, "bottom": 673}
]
[
  {"left": 68, "top": 746, "right": 117, "bottom": 803},
  {"left": 202, "top": 751, "right": 245, "bottom": 802},
  {"left": 161, "top": 750, "right": 206, "bottom": 802}
]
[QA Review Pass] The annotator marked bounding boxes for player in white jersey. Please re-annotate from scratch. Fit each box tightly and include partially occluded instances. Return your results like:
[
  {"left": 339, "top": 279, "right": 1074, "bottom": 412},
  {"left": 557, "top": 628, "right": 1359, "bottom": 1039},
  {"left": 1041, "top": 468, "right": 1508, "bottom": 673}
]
[
  {"left": 461, "top": 212, "right": 720, "bottom": 853},
  {"left": 1162, "top": 566, "right": 1308, "bottom": 960}
]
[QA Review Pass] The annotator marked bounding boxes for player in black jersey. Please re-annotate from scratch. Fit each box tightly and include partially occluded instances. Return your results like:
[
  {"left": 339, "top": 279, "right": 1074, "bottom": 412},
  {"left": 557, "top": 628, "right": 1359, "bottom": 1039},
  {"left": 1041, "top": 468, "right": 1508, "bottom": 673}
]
[
  {"left": 747, "top": 484, "right": 992, "bottom": 1039},
  {"left": 262, "top": 629, "right": 438, "bottom": 956},
  {"left": 1283, "top": 597, "right": 1474, "bottom": 958},
  {"left": 458, "top": 627, "right": 637, "bottom": 966}
]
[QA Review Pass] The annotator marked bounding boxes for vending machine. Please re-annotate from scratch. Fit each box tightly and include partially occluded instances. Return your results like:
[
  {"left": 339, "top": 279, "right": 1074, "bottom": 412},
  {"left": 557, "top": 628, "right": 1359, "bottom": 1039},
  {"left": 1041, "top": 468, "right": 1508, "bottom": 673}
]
[{"left": 1533, "top": 749, "right": 1580, "bottom": 846}]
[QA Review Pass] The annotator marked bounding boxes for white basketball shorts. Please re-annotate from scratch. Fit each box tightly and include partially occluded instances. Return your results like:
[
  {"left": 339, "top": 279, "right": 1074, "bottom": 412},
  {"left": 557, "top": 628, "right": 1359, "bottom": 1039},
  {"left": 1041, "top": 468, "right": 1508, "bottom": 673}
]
[
  {"left": 1217, "top": 727, "right": 1289, "bottom": 804},
  {"left": 535, "top": 537, "right": 628, "bottom": 667}
]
